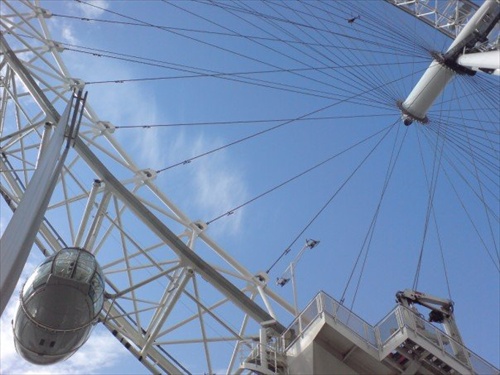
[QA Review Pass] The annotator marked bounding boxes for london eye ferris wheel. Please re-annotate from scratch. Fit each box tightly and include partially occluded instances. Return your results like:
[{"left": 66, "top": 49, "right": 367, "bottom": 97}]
[{"left": 1, "top": 1, "right": 499, "bottom": 374}]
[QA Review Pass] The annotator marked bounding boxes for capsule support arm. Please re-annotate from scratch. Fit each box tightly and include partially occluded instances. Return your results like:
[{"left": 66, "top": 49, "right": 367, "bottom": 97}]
[{"left": 0, "top": 91, "right": 86, "bottom": 315}]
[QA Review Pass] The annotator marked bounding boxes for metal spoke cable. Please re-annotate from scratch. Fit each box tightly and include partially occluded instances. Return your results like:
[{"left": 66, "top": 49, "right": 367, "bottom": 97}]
[
  {"left": 244, "top": 0, "right": 411, "bottom": 107},
  {"left": 163, "top": 0, "right": 411, "bottom": 106},
  {"left": 431, "top": 116, "right": 500, "bottom": 145},
  {"left": 74, "top": 0, "right": 322, "bottom": 82},
  {"left": 413, "top": 123, "right": 446, "bottom": 290},
  {"left": 167, "top": 0, "right": 352, "bottom": 91},
  {"left": 62, "top": 46, "right": 357, "bottom": 101},
  {"left": 416, "top": 108, "right": 456, "bottom": 298},
  {"left": 82, "top": 61, "right": 418, "bottom": 86},
  {"left": 459, "top": 76, "right": 500, "bottom": 156},
  {"left": 232, "top": 0, "right": 380, "bottom": 102},
  {"left": 454, "top": 81, "right": 500, "bottom": 255},
  {"left": 272, "top": 0, "right": 398, "bottom": 107},
  {"left": 414, "top": 77, "right": 499, "bottom": 281},
  {"left": 112, "top": 113, "right": 394, "bottom": 129},
  {"left": 464, "top": 75, "right": 500, "bottom": 113},
  {"left": 430, "top": 124, "right": 500, "bottom": 221},
  {"left": 267, "top": 119, "right": 399, "bottom": 274},
  {"left": 433, "top": 107, "right": 500, "bottom": 113},
  {"left": 342, "top": 122, "right": 408, "bottom": 306},
  {"left": 299, "top": 1, "right": 399, "bottom": 104},
  {"left": 438, "top": 118, "right": 500, "bottom": 132},
  {"left": 347, "top": 0, "right": 435, "bottom": 55},
  {"left": 250, "top": 0, "right": 393, "bottom": 104},
  {"left": 52, "top": 10, "right": 429, "bottom": 62},
  {"left": 431, "top": 81, "right": 500, "bottom": 186},
  {"left": 431, "top": 120, "right": 500, "bottom": 176},
  {"left": 59, "top": 2, "right": 431, "bottom": 111},
  {"left": 417, "top": 126, "right": 455, "bottom": 301},
  {"left": 153, "top": 71, "right": 422, "bottom": 174},
  {"left": 433, "top": 206, "right": 454, "bottom": 300},
  {"left": 420, "top": 128, "right": 500, "bottom": 271},
  {"left": 186, "top": 3, "right": 432, "bottom": 104},
  {"left": 62, "top": 42, "right": 423, "bottom": 106},
  {"left": 316, "top": 0, "right": 433, "bottom": 61},
  {"left": 206, "top": 123, "right": 391, "bottom": 225},
  {"left": 439, "top": 122, "right": 500, "bottom": 174},
  {"left": 430, "top": 127, "right": 500, "bottom": 222},
  {"left": 201, "top": 0, "right": 430, "bottom": 58},
  {"left": 76, "top": 0, "right": 390, "bottom": 101},
  {"left": 435, "top": 77, "right": 499, "bottom": 109}
]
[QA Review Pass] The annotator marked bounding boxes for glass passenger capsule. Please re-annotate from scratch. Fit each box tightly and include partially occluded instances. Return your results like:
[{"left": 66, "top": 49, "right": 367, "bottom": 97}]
[{"left": 12, "top": 247, "right": 105, "bottom": 365}]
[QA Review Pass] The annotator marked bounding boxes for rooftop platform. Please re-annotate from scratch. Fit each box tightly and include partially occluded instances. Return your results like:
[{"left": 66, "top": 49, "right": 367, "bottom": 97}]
[{"left": 238, "top": 291, "right": 499, "bottom": 374}]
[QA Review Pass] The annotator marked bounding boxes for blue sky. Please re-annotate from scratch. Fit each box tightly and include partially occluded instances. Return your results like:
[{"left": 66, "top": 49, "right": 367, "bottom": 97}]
[{"left": 1, "top": 0, "right": 499, "bottom": 373}]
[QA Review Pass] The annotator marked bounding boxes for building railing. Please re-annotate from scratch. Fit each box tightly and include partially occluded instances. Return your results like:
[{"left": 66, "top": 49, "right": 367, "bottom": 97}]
[
  {"left": 282, "top": 291, "right": 379, "bottom": 351},
  {"left": 281, "top": 291, "right": 499, "bottom": 375},
  {"left": 378, "top": 304, "right": 499, "bottom": 374}
]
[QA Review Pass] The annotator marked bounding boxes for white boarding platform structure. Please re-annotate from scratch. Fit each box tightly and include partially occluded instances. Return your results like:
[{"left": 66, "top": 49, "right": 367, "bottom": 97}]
[{"left": 237, "top": 291, "right": 499, "bottom": 375}]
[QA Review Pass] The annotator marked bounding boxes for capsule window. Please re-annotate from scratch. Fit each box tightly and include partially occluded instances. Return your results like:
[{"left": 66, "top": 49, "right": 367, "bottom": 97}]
[
  {"left": 39, "top": 339, "right": 45, "bottom": 346},
  {"left": 22, "top": 260, "right": 52, "bottom": 297},
  {"left": 53, "top": 249, "right": 79, "bottom": 279},
  {"left": 74, "top": 251, "right": 96, "bottom": 283},
  {"left": 49, "top": 341, "right": 56, "bottom": 348},
  {"left": 90, "top": 272, "right": 105, "bottom": 314}
]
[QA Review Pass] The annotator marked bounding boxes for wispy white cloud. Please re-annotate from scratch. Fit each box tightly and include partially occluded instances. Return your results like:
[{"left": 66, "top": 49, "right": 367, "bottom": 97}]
[
  {"left": 70, "top": 0, "right": 110, "bottom": 19},
  {"left": 134, "top": 125, "right": 167, "bottom": 170},
  {"left": 195, "top": 150, "right": 248, "bottom": 236},
  {"left": 0, "top": 258, "right": 122, "bottom": 375},
  {"left": 44, "top": 1, "right": 110, "bottom": 47},
  {"left": 1, "top": 327, "right": 122, "bottom": 375},
  {"left": 23, "top": 1, "right": 108, "bottom": 80},
  {"left": 164, "top": 132, "right": 250, "bottom": 237},
  {"left": 61, "top": 25, "right": 78, "bottom": 46}
]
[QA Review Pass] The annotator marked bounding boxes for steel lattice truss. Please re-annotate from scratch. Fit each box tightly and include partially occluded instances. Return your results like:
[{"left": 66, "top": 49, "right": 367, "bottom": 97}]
[
  {"left": 386, "top": 0, "right": 478, "bottom": 39},
  {"left": 0, "top": 1, "right": 294, "bottom": 373}
]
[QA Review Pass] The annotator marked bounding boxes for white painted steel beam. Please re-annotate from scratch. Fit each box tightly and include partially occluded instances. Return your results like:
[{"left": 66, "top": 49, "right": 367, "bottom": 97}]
[
  {"left": 75, "top": 179, "right": 102, "bottom": 247},
  {"left": 141, "top": 268, "right": 193, "bottom": 356},
  {"left": 0, "top": 94, "right": 76, "bottom": 314},
  {"left": 400, "top": 0, "right": 500, "bottom": 124},
  {"left": 457, "top": 50, "right": 500, "bottom": 74},
  {"left": 83, "top": 190, "right": 111, "bottom": 252}
]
